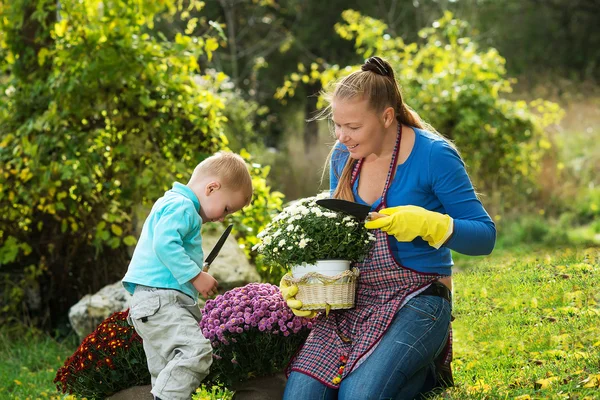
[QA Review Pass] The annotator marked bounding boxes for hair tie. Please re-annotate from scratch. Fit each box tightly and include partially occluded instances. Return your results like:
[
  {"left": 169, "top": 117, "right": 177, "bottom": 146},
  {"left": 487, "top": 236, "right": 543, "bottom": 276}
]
[{"left": 364, "top": 57, "right": 389, "bottom": 76}]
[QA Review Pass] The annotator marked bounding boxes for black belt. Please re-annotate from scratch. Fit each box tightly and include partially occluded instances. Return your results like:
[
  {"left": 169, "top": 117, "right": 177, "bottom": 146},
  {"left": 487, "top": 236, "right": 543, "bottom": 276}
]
[{"left": 420, "top": 281, "right": 452, "bottom": 303}]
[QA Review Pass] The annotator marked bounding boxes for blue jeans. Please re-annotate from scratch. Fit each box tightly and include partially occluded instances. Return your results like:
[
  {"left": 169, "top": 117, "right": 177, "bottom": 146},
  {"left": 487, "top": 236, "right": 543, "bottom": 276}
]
[{"left": 283, "top": 294, "right": 452, "bottom": 400}]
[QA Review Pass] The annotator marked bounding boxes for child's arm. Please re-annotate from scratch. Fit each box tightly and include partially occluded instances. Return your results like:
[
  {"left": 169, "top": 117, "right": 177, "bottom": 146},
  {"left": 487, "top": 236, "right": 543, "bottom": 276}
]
[{"left": 190, "top": 272, "right": 219, "bottom": 299}]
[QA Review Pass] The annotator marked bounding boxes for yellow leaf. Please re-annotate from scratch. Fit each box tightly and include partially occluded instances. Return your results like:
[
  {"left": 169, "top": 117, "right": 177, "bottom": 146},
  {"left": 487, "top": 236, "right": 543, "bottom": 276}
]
[
  {"left": 581, "top": 374, "right": 600, "bottom": 388},
  {"left": 111, "top": 224, "right": 123, "bottom": 236},
  {"left": 14, "top": 380, "right": 21, "bottom": 385},
  {"left": 514, "top": 395, "right": 531, "bottom": 400},
  {"left": 535, "top": 376, "right": 559, "bottom": 389},
  {"left": 205, "top": 37, "right": 219, "bottom": 52},
  {"left": 54, "top": 20, "right": 68, "bottom": 37}
]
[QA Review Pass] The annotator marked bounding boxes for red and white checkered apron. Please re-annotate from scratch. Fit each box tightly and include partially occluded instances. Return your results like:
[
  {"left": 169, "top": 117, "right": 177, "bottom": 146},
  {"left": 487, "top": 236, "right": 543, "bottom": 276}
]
[{"left": 287, "top": 126, "right": 453, "bottom": 388}]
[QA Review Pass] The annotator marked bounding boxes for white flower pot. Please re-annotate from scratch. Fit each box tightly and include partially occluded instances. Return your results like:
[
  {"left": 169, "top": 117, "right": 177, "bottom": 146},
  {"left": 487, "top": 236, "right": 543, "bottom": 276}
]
[{"left": 291, "top": 260, "right": 351, "bottom": 279}]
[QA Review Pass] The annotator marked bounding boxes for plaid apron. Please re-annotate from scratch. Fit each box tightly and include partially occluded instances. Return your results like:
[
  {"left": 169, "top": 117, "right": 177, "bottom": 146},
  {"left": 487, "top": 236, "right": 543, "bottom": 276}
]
[{"left": 288, "top": 126, "right": 454, "bottom": 389}]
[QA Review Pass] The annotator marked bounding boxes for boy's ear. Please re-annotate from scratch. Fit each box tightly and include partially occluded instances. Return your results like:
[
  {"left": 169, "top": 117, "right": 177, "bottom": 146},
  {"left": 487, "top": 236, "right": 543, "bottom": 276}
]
[{"left": 205, "top": 181, "right": 222, "bottom": 195}]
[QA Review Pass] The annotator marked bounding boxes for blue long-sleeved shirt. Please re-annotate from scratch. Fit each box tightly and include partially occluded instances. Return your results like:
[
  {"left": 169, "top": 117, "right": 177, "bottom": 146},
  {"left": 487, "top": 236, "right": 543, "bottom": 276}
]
[
  {"left": 123, "top": 182, "right": 204, "bottom": 299},
  {"left": 330, "top": 127, "right": 496, "bottom": 276}
]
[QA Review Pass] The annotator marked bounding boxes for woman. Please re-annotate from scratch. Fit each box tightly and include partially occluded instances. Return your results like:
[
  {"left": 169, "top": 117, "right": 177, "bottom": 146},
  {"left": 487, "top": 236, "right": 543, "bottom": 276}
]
[{"left": 282, "top": 56, "right": 496, "bottom": 399}]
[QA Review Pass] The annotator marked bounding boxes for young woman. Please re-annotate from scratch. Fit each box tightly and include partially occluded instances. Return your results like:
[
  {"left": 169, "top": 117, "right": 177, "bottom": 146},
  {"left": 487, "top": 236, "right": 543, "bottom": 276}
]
[{"left": 281, "top": 56, "right": 496, "bottom": 399}]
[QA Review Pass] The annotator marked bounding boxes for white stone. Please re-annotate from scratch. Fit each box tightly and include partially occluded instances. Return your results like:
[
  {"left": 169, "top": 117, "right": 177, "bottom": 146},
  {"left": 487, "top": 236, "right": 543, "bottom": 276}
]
[{"left": 68, "top": 281, "right": 130, "bottom": 340}]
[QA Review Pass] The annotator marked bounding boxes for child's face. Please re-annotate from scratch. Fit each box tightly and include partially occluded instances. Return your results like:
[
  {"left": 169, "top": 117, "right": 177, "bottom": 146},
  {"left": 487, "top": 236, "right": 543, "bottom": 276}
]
[{"left": 198, "top": 182, "right": 248, "bottom": 223}]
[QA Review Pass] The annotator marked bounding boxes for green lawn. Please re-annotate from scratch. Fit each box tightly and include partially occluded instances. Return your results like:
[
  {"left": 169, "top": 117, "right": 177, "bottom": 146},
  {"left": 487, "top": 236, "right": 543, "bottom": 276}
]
[{"left": 2, "top": 247, "right": 599, "bottom": 399}]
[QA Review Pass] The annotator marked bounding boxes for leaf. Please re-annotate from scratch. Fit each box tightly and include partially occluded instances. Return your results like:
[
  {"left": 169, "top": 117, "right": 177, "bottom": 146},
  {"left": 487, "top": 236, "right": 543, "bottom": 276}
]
[
  {"left": 123, "top": 236, "right": 137, "bottom": 246},
  {"left": 111, "top": 224, "right": 123, "bottom": 236},
  {"left": 535, "top": 376, "right": 559, "bottom": 389},
  {"left": 581, "top": 374, "right": 600, "bottom": 388}
]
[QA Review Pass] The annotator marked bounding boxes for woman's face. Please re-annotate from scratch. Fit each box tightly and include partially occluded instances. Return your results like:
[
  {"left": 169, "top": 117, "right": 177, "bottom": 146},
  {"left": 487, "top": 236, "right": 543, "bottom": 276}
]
[{"left": 331, "top": 96, "right": 391, "bottom": 159}]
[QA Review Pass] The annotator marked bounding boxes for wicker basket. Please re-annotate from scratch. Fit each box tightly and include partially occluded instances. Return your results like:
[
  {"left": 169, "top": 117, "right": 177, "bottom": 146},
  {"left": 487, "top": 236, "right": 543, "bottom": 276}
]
[{"left": 282, "top": 268, "right": 360, "bottom": 311}]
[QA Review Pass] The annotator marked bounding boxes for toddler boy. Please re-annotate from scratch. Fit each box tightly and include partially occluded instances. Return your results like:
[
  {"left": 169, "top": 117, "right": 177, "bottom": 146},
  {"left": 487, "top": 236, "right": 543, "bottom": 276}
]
[{"left": 123, "top": 152, "right": 253, "bottom": 400}]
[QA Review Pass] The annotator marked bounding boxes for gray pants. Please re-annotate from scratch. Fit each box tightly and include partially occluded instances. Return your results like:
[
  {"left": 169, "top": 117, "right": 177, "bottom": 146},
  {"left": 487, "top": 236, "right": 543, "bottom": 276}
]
[{"left": 128, "top": 286, "right": 212, "bottom": 400}]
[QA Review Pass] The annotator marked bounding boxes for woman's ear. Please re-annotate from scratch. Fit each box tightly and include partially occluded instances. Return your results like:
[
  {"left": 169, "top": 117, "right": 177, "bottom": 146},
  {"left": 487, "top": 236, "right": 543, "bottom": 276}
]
[{"left": 382, "top": 107, "right": 395, "bottom": 128}]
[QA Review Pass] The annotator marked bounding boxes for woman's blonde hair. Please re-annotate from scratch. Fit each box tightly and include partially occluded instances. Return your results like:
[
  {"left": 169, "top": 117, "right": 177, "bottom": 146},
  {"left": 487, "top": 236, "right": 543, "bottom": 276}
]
[
  {"left": 318, "top": 57, "right": 451, "bottom": 201},
  {"left": 191, "top": 151, "right": 253, "bottom": 205}
]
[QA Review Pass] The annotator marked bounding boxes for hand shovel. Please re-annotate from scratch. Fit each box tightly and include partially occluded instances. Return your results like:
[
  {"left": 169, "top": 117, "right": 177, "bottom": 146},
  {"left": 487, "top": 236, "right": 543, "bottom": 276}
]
[
  {"left": 316, "top": 199, "right": 381, "bottom": 222},
  {"left": 202, "top": 224, "right": 233, "bottom": 272}
]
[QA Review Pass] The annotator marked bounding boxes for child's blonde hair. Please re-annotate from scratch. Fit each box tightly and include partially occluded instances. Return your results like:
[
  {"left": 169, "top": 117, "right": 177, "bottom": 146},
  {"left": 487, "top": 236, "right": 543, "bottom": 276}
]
[{"left": 190, "top": 152, "right": 253, "bottom": 205}]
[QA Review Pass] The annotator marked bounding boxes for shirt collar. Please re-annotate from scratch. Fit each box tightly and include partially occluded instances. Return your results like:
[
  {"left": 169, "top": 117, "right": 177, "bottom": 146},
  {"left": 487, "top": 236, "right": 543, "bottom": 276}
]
[{"left": 171, "top": 182, "right": 200, "bottom": 213}]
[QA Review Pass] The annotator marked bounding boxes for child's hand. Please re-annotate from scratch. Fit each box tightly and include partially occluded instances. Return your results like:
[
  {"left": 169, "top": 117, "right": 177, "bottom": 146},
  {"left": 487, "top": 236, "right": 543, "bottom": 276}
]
[{"left": 191, "top": 272, "right": 219, "bottom": 299}]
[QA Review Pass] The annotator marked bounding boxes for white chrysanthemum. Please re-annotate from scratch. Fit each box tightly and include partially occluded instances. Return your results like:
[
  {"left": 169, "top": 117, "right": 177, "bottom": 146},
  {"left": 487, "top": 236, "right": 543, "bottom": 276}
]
[
  {"left": 286, "top": 224, "right": 295, "bottom": 232},
  {"left": 278, "top": 239, "right": 286, "bottom": 247},
  {"left": 310, "top": 207, "right": 323, "bottom": 216},
  {"left": 262, "top": 236, "right": 272, "bottom": 245},
  {"left": 345, "top": 221, "right": 357, "bottom": 227},
  {"left": 324, "top": 212, "right": 338, "bottom": 218},
  {"left": 252, "top": 243, "right": 263, "bottom": 251},
  {"left": 257, "top": 230, "right": 267, "bottom": 238},
  {"left": 298, "top": 239, "right": 308, "bottom": 248},
  {"left": 343, "top": 216, "right": 353, "bottom": 222}
]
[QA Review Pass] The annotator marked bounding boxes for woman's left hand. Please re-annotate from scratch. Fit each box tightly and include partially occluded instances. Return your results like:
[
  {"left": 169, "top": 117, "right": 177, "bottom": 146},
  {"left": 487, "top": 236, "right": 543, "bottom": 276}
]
[{"left": 364, "top": 205, "right": 453, "bottom": 249}]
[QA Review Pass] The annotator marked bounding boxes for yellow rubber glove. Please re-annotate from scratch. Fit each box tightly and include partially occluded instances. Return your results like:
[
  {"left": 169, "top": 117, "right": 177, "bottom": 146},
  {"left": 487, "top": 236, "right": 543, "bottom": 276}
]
[
  {"left": 365, "top": 206, "right": 453, "bottom": 249},
  {"left": 279, "top": 273, "right": 318, "bottom": 318}
]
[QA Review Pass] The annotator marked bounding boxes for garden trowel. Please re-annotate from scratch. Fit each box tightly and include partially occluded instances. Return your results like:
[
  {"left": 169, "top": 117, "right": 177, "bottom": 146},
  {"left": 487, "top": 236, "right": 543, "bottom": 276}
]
[
  {"left": 202, "top": 224, "right": 233, "bottom": 272},
  {"left": 316, "top": 199, "right": 379, "bottom": 222}
]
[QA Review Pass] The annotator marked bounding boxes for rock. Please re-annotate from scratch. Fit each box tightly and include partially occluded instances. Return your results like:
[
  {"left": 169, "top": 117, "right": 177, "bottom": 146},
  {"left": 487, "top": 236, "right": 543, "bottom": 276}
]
[
  {"left": 201, "top": 227, "right": 261, "bottom": 290},
  {"left": 68, "top": 281, "right": 130, "bottom": 340},
  {"left": 107, "top": 385, "right": 153, "bottom": 400}
]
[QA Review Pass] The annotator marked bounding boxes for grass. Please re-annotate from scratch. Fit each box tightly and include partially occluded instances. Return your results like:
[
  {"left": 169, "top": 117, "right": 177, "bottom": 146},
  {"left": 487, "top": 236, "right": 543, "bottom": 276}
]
[
  {"left": 2, "top": 247, "right": 599, "bottom": 399},
  {"left": 0, "top": 328, "right": 79, "bottom": 400},
  {"left": 439, "top": 246, "right": 600, "bottom": 399}
]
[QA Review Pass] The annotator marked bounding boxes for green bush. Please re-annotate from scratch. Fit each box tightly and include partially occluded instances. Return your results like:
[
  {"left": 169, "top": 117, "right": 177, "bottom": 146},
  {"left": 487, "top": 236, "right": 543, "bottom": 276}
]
[
  {"left": 277, "top": 11, "right": 564, "bottom": 216},
  {"left": 0, "top": 0, "right": 230, "bottom": 328},
  {"left": 226, "top": 151, "right": 285, "bottom": 284},
  {"left": 496, "top": 215, "right": 570, "bottom": 248}
]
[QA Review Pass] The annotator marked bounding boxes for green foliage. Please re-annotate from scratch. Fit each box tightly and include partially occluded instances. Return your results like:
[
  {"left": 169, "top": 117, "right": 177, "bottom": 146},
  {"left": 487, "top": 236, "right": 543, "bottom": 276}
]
[
  {"left": 226, "top": 150, "right": 285, "bottom": 284},
  {"left": 277, "top": 11, "right": 565, "bottom": 215},
  {"left": 192, "top": 384, "right": 233, "bottom": 400},
  {"left": 572, "top": 187, "right": 600, "bottom": 224},
  {"left": 496, "top": 215, "right": 571, "bottom": 248},
  {"left": 0, "top": 0, "right": 230, "bottom": 327}
]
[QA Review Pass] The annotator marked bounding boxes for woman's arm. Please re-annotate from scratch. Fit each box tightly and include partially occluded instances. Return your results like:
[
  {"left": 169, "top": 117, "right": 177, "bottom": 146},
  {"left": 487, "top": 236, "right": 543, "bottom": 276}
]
[{"left": 429, "top": 140, "right": 496, "bottom": 255}]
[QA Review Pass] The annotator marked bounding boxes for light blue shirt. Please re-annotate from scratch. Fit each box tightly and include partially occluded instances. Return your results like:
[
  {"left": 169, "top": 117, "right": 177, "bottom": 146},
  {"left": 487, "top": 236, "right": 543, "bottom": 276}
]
[
  {"left": 123, "top": 182, "right": 204, "bottom": 299},
  {"left": 330, "top": 127, "right": 496, "bottom": 276}
]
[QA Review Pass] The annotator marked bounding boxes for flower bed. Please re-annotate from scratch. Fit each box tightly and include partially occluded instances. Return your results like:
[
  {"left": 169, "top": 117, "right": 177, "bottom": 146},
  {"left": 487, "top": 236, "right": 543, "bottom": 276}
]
[
  {"left": 55, "top": 284, "right": 311, "bottom": 397},
  {"left": 54, "top": 310, "right": 150, "bottom": 399},
  {"left": 201, "top": 283, "right": 312, "bottom": 388}
]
